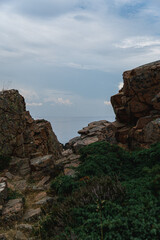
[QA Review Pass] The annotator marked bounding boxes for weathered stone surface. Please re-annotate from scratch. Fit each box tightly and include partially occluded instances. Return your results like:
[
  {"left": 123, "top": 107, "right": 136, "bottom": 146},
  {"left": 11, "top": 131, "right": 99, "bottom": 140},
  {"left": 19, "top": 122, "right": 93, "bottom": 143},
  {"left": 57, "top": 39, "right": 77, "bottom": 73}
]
[
  {"left": 62, "top": 149, "right": 73, "bottom": 157},
  {"left": 0, "top": 178, "right": 7, "bottom": 205},
  {"left": 2, "top": 198, "right": 24, "bottom": 222},
  {"left": 143, "top": 118, "right": 160, "bottom": 143},
  {"left": 23, "top": 208, "right": 42, "bottom": 222},
  {"left": 14, "top": 180, "right": 28, "bottom": 193},
  {"left": 15, "top": 231, "right": 27, "bottom": 240},
  {"left": 36, "top": 176, "right": 50, "bottom": 188},
  {"left": 110, "top": 61, "right": 160, "bottom": 149},
  {"left": 30, "top": 155, "right": 54, "bottom": 171},
  {"left": 4, "top": 171, "right": 14, "bottom": 180},
  {"left": 9, "top": 157, "right": 30, "bottom": 176},
  {"left": 66, "top": 120, "right": 117, "bottom": 152},
  {"left": 34, "top": 191, "right": 47, "bottom": 201},
  {"left": 111, "top": 61, "right": 160, "bottom": 124},
  {"left": 34, "top": 196, "right": 54, "bottom": 206},
  {"left": 17, "top": 224, "right": 33, "bottom": 232},
  {"left": 0, "top": 89, "right": 62, "bottom": 158}
]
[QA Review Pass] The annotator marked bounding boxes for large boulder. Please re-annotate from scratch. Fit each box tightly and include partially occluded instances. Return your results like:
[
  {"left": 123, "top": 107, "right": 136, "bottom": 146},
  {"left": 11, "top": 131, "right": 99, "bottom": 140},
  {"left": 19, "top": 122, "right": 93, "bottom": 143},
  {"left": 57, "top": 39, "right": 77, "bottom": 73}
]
[
  {"left": 0, "top": 89, "right": 62, "bottom": 158},
  {"left": 111, "top": 61, "right": 160, "bottom": 124},
  {"left": 111, "top": 60, "right": 160, "bottom": 149}
]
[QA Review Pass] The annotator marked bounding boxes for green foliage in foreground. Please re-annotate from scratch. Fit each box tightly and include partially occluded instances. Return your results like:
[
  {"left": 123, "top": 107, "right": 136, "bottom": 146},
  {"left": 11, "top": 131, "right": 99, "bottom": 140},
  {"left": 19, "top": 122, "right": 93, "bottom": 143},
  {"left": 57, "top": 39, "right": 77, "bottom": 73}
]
[
  {"left": 0, "top": 154, "right": 11, "bottom": 171},
  {"left": 37, "top": 142, "right": 160, "bottom": 240}
]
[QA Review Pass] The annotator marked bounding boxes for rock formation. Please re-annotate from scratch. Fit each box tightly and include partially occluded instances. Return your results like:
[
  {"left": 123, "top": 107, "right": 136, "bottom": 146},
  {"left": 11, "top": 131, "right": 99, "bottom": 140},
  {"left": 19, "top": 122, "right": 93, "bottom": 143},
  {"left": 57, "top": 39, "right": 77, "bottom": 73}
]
[
  {"left": 111, "top": 60, "right": 160, "bottom": 149},
  {"left": 0, "top": 89, "right": 62, "bottom": 158},
  {"left": 67, "top": 60, "right": 160, "bottom": 150},
  {"left": 1, "top": 61, "right": 160, "bottom": 239},
  {"left": 65, "top": 120, "right": 117, "bottom": 152}
]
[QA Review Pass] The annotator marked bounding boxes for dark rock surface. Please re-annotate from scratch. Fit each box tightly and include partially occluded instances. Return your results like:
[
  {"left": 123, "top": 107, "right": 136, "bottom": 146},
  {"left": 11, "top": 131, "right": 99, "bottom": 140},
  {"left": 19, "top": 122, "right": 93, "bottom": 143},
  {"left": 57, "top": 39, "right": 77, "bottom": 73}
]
[
  {"left": 0, "top": 89, "right": 62, "bottom": 158},
  {"left": 111, "top": 60, "right": 160, "bottom": 148}
]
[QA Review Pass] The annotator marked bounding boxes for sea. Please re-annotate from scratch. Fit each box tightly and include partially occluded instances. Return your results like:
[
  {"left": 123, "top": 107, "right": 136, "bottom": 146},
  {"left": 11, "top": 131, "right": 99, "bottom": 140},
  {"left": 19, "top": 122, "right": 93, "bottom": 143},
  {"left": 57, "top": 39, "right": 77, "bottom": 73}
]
[{"left": 34, "top": 115, "right": 115, "bottom": 145}]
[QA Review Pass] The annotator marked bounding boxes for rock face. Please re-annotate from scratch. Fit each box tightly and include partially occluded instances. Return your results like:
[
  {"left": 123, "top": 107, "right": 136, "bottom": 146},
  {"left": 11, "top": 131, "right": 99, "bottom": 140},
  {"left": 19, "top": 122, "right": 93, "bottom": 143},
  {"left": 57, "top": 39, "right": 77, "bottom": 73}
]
[
  {"left": 66, "top": 120, "right": 117, "bottom": 153},
  {"left": 111, "top": 60, "right": 160, "bottom": 148},
  {"left": 2, "top": 198, "right": 24, "bottom": 223},
  {"left": 65, "top": 60, "right": 160, "bottom": 150},
  {"left": 0, "top": 89, "right": 62, "bottom": 158}
]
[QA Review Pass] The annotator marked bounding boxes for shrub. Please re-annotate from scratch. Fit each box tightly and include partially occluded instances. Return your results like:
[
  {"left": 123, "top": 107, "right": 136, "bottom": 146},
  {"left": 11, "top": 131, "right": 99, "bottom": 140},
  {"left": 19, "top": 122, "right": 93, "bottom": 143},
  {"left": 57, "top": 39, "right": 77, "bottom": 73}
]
[
  {"left": 37, "top": 142, "right": 160, "bottom": 240},
  {"left": 50, "top": 175, "right": 84, "bottom": 197}
]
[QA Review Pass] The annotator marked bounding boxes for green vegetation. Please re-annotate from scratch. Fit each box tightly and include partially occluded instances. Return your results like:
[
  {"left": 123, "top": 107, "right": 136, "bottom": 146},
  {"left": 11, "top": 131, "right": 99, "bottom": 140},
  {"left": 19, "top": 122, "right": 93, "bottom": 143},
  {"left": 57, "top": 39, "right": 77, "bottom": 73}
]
[
  {"left": 36, "top": 142, "right": 160, "bottom": 239},
  {"left": 7, "top": 188, "right": 24, "bottom": 201},
  {"left": 0, "top": 154, "right": 11, "bottom": 171}
]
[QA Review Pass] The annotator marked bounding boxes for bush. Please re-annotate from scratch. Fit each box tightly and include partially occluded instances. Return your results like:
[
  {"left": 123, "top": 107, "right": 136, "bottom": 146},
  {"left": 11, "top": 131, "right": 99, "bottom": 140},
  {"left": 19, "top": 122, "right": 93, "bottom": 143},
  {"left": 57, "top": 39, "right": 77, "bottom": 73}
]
[
  {"left": 50, "top": 175, "right": 84, "bottom": 197},
  {"left": 37, "top": 142, "right": 160, "bottom": 240}
]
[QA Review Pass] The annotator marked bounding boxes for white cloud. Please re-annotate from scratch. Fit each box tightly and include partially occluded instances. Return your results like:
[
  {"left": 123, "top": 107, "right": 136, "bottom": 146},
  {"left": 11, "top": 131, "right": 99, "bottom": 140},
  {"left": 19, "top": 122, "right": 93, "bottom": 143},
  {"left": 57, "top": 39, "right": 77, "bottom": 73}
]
[
  {"left": 56, "top": 98, "right": 72, "bottom": 105},
  {"left": 104, "top": 100, "right": 111, "bottom": 105},
  {"left": 0, "top": 0, "right": 158, "bottom": 74},
  {"left": 26, "top": 102, "right": 42, "bottom": 106},
  {"left": 19, "top": 88, "right": 39, "bottom": 101},
  {"left": 114, "top": 0, "right": 141, "bottom": 6},
  {"left": 118, "top": 82, "right": 123, "bottom": 90},
  {"left": 44, "top": 89, "right": 73, "bottom": 105},
  {"left": 115, "top": 36, "right": 160, "bottom": 49}
]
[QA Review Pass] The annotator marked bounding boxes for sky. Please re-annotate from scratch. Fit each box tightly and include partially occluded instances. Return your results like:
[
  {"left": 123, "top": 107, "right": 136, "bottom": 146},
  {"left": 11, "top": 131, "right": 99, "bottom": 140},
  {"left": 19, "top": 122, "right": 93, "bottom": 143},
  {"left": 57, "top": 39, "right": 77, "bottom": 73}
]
[{"left": 0, "top": 0, "right": 160, "bottom": 120}]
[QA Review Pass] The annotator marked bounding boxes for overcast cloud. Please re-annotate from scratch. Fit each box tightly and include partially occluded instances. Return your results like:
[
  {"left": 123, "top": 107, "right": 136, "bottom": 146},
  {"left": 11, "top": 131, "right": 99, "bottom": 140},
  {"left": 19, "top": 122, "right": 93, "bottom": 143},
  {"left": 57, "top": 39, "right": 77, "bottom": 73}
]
[{"left": 0, "top": 0, "right": 160, "bottom": 121}]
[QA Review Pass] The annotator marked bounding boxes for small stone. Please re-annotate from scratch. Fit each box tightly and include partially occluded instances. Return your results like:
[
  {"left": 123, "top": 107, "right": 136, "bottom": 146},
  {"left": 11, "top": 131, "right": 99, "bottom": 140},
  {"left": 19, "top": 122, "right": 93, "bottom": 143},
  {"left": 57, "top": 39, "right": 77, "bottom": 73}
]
[
  {"left": 62, "top": 149, "right": 73, "bottom": 157},
  {"left": 34, "top": 196, "right": 54, "bottom": 206},
  {"left": 5, "top": 171, "right": 14, "bottom": 180},
  {"left": 15, "top": 231, "right": 27, "bottom": 240},
  {"left": 30, "top": 155, "right": 54, "bottom": 171},
  {"left": 23, "top": 208, "right": 42, "bottom": 222},
  {"left": 36, "top": 176, "right": 50, "bottom": 188},
  {"left": 2, "top": 198, "right": 24, "bottom": 222},
  {"left": 34, "top": 191, "right": 47, "bottom": 202},
  {"left": 14, "top": 180, "right": 28, "bottom": 193},
  {"left": 17, "top": 223, "right": 33, "bottom": 232},
  {"left": 30, "top": 152, "right": 43, "bottom": 159}
]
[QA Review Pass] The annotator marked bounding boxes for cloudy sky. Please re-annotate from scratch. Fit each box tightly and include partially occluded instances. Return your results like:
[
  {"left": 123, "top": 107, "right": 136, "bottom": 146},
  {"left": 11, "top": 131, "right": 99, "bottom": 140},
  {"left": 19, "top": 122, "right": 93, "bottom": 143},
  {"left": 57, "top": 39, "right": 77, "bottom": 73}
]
[{"left": 0, "top": 0, "right": 160, "bottom": 120}]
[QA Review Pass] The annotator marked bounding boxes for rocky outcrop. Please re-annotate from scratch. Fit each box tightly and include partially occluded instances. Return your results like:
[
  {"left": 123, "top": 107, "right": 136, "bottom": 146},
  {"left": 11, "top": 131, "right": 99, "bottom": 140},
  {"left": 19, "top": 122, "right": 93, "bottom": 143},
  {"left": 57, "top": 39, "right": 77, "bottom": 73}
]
[
  {"left": 65, "top": 60, "right": 160, "bottom": 150},
  {"left": 66, "top": 120, "right": 117, "bottom": 152},
  {"left": 0, "top": 89, "right": 62, "bottom": 158},
  {"left": 111, "top": 60, "right": 160, "bottom": 148}
]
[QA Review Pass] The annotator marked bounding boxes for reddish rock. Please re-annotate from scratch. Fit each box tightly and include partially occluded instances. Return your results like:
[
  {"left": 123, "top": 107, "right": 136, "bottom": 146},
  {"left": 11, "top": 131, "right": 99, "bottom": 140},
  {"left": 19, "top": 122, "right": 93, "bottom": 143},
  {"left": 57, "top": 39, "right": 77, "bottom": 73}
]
[
  {"left": 9, "top": 157, "right": 30, "bottom": 177},
  {"left": 66, "top": 120, "right": 117, "bottom": 152},
  {"left": 2, "top": 198, "right": 24, "bottom": 222},
  {"left": 15, "top": 231, "right": 27, "bottom": 240},
  {"left": 110, "top": 60, "right": 160, "bottom": 149},
  {"left": 111, "top": 61, "right": 160, "bottom": 124},
  {"left": 23, "top": 208, "right": 42, "bottom": 222},
  {"left": 0, "top": 89, "right": 62, "bottom": 158}
]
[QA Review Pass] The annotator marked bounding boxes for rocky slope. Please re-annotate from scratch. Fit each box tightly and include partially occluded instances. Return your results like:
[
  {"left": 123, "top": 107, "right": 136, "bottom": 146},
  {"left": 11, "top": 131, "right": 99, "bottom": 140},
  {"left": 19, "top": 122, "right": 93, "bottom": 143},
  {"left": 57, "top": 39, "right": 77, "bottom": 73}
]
[
  {"left": 0, "top": 90, "right": 62, "bottom": 158},
  {"left": 1, "top": 60, "right": 160, "bottom": 239},
  {"left": 0, "top": 90, "right": 79, "bottom": 239}
]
